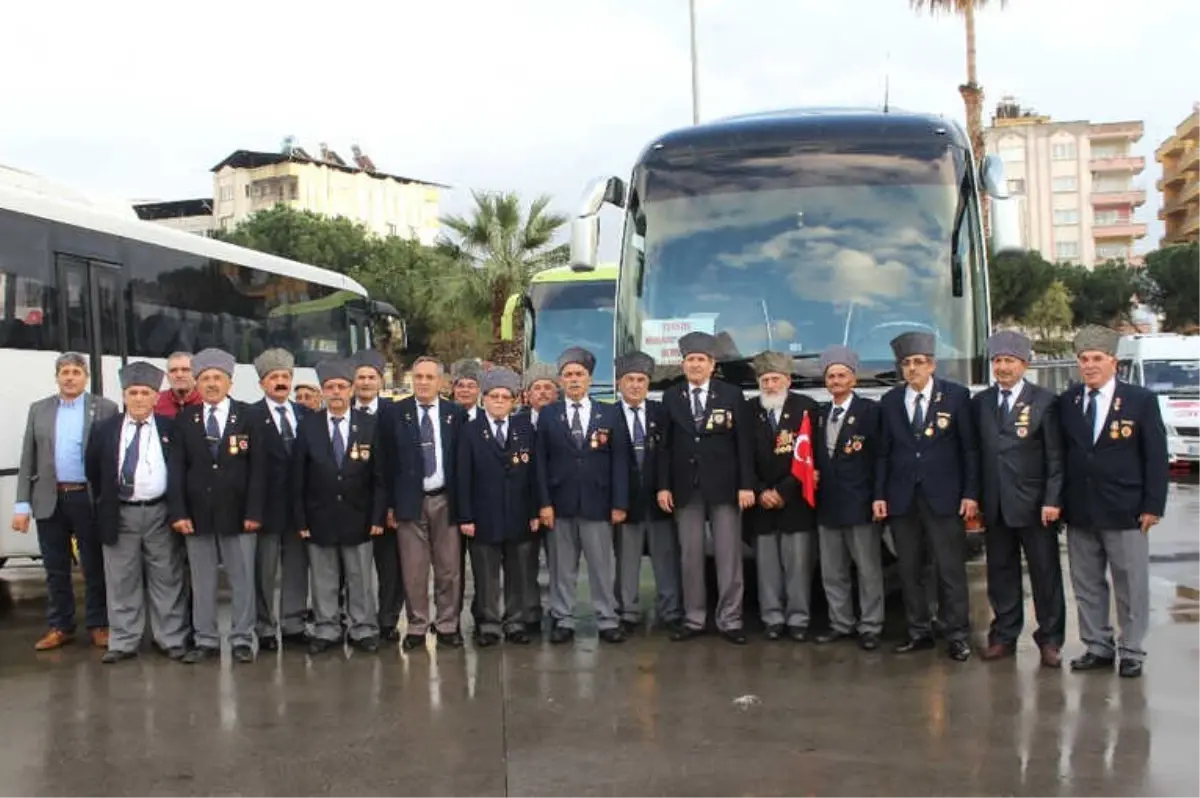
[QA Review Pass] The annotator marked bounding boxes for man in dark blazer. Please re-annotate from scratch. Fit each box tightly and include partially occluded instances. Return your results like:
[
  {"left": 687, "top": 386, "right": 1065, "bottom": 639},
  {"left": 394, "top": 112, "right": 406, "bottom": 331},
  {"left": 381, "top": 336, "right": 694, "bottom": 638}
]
[
  {"left": 813, "top": 345, "right": 884, "bottom": 651},
  {"left": 536, "top": 347, "right": 630, "bottom": 645},
  {"left": 87, "top": 361, "right": 190, "bottom": 663},
  {"left": 456, "top": 367, "right": 541, "bottom": 647},
  {"left": 658, "top": 331, "right": 756, "bottom": 645},
  {"left": 293, "top": 358, "right": 387, "bottom": 655},
  {"left": 874, "top": 332, "right": 979, "bottom": 662},
  {"left": 393, "top": 355, "right": 468, "bottom": 651},
  {"left": 450, "top": 358, "right": 485, "bottom": 636},
  {"left": 1059, "top": 325, "right": 1168, "bottom": 679},
  {"left": 515, "top": 361, "right": 559, "bottom": 634},
  {"left": 168, "top": 348, "right": 267, "bottom": 665},
  {"left": 971, "top": 330, "right": 1066, "bottom": 668},
  {"left": 748, "top": 351, "right": 820, "bottom": 642},
  {"left": 612, "top": 350, "right": 682, "bottom": 635},
  {"left": 244, "top": 348, "right": 308, "bottom": 651}
]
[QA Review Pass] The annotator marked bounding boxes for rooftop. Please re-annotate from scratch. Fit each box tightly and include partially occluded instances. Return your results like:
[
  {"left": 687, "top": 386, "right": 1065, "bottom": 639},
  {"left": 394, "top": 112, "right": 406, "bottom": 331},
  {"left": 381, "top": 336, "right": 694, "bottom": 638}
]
[{"left": 211, "top": 148, "right": 449, "bottom": 189}]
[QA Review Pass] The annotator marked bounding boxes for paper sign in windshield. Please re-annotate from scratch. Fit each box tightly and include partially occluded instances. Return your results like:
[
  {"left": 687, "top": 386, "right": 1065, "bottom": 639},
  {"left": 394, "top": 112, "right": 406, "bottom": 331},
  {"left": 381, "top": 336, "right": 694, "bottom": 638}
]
[{"left": 642, "top": 318, "right": 717, "bottom": 365}]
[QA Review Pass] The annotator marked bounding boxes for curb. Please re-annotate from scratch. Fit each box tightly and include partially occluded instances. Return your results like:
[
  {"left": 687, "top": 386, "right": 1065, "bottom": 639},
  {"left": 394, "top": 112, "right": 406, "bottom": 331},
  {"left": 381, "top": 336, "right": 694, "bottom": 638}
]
[{"left": 1151, "top": 575, "right": 1200, "bottom": 602}]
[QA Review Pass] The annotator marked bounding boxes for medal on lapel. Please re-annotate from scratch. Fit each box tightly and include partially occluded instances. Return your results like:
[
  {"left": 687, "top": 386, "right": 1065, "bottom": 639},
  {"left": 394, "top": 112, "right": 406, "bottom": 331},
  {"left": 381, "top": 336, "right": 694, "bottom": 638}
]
[
  {"left": 228, "top": 435, "right": 238, "bottom": 455},
  {"left": 350, "top": 443, "right": 360, "bottom": 460},
  {"left": 1016, "top": 427, "right": 1028, "bottom": 438}
]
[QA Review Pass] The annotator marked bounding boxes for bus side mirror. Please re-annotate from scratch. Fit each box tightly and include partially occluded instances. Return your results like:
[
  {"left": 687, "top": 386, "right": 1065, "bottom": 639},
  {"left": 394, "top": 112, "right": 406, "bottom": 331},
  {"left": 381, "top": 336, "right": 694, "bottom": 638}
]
[
  {"left": 981, "top": 154, "right": 1023, "bottom": 254},
  {"left": 570, "top": 176, "right": 627, "bottom": 273},
  {"left": 499, "top": 293, "right": 522, "bottom": 341}
]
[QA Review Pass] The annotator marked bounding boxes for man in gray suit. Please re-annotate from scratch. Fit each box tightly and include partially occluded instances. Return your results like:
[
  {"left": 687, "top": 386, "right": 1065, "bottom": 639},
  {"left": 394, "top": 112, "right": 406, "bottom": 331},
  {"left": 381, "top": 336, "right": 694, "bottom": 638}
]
[
  {"left": 12, "top": 352, "right": 119, "bottom": 650},
  {"left": 971, "top": 331, "right": 1066, "bottom": 668}
]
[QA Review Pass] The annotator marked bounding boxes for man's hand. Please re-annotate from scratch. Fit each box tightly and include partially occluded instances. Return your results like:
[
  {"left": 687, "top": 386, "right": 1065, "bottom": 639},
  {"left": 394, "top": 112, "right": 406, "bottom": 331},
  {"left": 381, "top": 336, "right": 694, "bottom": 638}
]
[
  {"left": 369, "top": 525, "right": 384, "bottom": 537},
  {"left": 460, "top": 523, "right": 476, "bottom": 538},
  {"left": 387, "top": 509, "right": 397, "bottom": 529},
  {"left": 611, "top": 509, "right": 627, "bottom": 525},
  {"left": 244, "top": 519, "right": 261, "bottom": 533},
  {"left": 299, "top": 529, "right": 312, "bottom": 540},
  {"left": 1041, "top": 506, "right": 1061, "bottom": 527},
  {"left": 738, "top": 490, "right": 756, "bottom": 510},
  {"left": 657, "top": 490, "right": 674, "bottom": 514},
  {"left": 11, "top": 514, "right": 30, "bottom": 534},
  {"left": 813, "top": 470, "right": 820, "bottom": 486},
  {"left": 539, "top": 507, "right": 555, "bottom": 529},
  {"left": 172, "top": 519, "right": 195, "bottom": 535},
  {"left": 529, "top": 518, "right": 540, "bottom": 533},
  {"left": 872, "top": 501, "right": 888, "bottom": 522},
  {"left": 760, "top": 489, "right": 783, "bottom": 509},
  {"left": 959, "top": 499, "right": 979, "bottom": 521},
  {"left": 1139, "top": 513, "right": 1160, "bottom": 535}
]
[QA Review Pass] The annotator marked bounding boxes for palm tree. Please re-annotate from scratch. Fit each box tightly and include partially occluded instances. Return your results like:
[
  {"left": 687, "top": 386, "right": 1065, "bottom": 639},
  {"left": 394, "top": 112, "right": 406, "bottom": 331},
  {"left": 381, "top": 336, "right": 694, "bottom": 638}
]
[
  {"left": 910, "top": 0, "right": 1007, "bottom": 166},
  {"left": 439, "top": 190, "right": 569, "bottom": 364}
]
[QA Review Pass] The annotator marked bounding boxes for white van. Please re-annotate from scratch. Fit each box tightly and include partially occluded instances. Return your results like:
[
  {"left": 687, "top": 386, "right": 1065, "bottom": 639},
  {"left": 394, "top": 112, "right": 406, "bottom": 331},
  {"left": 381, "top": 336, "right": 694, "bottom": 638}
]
[{"left": 1116, "top": 333, "right": 1200, "bottom": 463}]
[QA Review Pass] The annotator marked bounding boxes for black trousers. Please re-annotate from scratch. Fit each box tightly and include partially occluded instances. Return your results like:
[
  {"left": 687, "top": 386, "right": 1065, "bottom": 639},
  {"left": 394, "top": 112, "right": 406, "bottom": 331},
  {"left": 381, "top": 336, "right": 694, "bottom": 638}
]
[
  {"left": 892, "top": 492, "right": 970, "bottom": 643},
  {"left": 37, "top": 490, "right": 107, "bottom": 632},
  {"left": 469, "top": 539, "right": 531, "bottom": 635},
  {"left": 458, "top": 533, "right": 484, "bottom": 631},
  {"left": 985, "top": 518, "right": 1066, "bottom": 647},
  {"left": 372, "top": 531, "right": 403, "bottom": 631}
]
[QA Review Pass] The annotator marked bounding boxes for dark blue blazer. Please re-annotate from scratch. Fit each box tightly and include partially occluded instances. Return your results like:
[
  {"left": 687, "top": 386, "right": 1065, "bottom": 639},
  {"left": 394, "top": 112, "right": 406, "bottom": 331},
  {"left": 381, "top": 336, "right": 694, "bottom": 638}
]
[
  {"left": 291, "top": 409, "right": 386, "bottom": 547},
  {"left": 390, "top": 397, "right": 467, "bottom": 522},
  {"left": 875, "top": 378, "right": 980, "bottom": 518},
  {"left": 1057, "top": 380, "right": 1168, "bottom": 530},
  {"left": 814, "top": 394, "right": 882, "bottom": 528},
  {"left": 86, "top": 413, "right": 175, "bottom": 546},
  {"left": 455, "top": 413, "right": 539, "bottom": 544},
  {"left": 245, "top": 399, "right": 306, "bottom": 536},
  {"left": 616, "top": 399, "right": 669, "bottom": 524},
  {"left": 535, "top": 399, "right": 630, "bottom": 520}
]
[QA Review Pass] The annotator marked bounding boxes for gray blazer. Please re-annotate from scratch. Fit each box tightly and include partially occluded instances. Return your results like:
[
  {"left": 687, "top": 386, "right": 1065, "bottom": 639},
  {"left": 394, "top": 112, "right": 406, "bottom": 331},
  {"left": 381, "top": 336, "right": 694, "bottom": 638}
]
[{"left": 16, "top": 393, "right": 119, "bottom": 519}]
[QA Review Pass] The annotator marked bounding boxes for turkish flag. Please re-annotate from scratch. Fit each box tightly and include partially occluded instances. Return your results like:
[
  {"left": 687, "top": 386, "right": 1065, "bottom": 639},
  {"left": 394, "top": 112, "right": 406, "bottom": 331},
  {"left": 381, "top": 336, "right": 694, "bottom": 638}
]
[{"left": 791, "top": 410, "right": 816, "bottom": 508}]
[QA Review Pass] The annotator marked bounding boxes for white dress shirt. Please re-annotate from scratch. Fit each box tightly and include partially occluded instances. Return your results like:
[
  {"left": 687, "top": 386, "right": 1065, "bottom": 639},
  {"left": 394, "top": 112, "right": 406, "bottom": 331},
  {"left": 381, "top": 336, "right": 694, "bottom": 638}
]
[
  {"left": 327, "top": 411, "right": 351, "bottom": 443},
  {"left": 566, "top": 395, "right": 593, "bottom": 431},
  {"left": 996, "top": 379, "right": 1026, "bottom": 408},
  {"left": 1085, "top": 377, "right": 1117, "bottom": 443},
  {"left": 466, "top": 405, "right": 479, "bottom": 422},
  {"left": 686, "top": 381, "right": 710, "bottom": 413},
  {"left": 355, "top": 396, "right": 380, "bottom": 415},
  {"left": 203, "top": 397, "right": 231, "bottom": 438},
  {"left": 119, "top": 415, "right": 167, "bottom": 500},
  {"left": 266, "top": 398, "right": 298, "bottom": 437},
  {"left": 904, "top": 381, "right": 935, "bottom": 424},
  {"left": 417, "top": 398, "right": 446, "bottom": 493},
  {"left": 621, "top": 401, "right": 645, "bottom": 439},
  {"left": 486, "top": 412, "right": 510, "bottom": 446}
]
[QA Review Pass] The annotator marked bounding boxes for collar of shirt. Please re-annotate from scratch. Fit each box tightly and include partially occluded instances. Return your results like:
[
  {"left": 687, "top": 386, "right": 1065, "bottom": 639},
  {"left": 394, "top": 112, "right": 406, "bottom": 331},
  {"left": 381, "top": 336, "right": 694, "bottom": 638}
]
[
  {"left": 416, "top": 397, "right": 440, "bottom": 414},
  {"left": 997, "top": 380, "right": 1025, "bottom": 406},
  {"left": 327, "top": 411, "right": 350, "bottom": 437},
  {"left": 204, "top": 397, "right": 231, "bottom": 415},
  {"left": 124, "top": 413, "right": 155, "bottom": 432},
  {"left": 687, "top": 381, "right": 710, "bottom": 394},
  {"left": 831, "top": 393, "right": 854, "bottom": 413},
  {"left": 58, "top": 394, "right": 84, "bottom": 409},
  {"left": 567, "top": 395, "right": 592, "bottom": 419},
  {"left": 905, "top": 381, "right": 934, "bottom": 406},
  {"left": 356, "top": 397, "right": 379, "bottom": 414},
  {"left": 486, "top": 412, "right": 510, "bottom": 429},
  {"left": 1091, "top": 377, "right": 1117, "bottom": 402}
]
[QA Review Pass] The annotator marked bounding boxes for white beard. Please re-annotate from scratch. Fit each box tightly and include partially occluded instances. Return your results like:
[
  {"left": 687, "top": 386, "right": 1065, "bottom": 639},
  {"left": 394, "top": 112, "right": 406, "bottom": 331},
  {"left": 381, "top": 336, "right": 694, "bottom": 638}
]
[{"left": 758, "top": 392, "right": 786, "bottom": 413}]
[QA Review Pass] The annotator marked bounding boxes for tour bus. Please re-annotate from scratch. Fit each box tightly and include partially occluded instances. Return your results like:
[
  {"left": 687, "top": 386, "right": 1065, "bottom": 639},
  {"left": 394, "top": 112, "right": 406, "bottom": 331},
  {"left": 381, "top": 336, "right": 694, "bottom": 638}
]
[
  {"left": 565, "top": 107, "right": 1021, "bottom": 566},
  {"left": 499, "top": 263, "right": 618, "bottom": 397},
  {"left": 0, "top": 184, "right": 402, "bottom": 565},
  {"left": 1117, "top": 332, "right": 1200, "bottom": 464}
]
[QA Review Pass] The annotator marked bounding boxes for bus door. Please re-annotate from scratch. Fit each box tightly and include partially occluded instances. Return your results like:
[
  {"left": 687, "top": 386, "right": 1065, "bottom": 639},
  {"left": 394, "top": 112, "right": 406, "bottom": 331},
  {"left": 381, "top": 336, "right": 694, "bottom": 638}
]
[{"left": 55, "top": 254, "right": 126, "bottom": 398}]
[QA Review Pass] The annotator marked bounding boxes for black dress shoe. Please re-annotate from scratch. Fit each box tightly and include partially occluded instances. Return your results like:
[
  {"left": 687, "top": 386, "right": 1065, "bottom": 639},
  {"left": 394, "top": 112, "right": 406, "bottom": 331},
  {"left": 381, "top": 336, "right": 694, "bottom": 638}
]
[
  {"left": 308, "top": 638, "right": 337, "bottom": 655},
  {"left": 549, "top": 626, "right": 575, "bottom": 645},
  {"left": 620, "top": 620, "right": 640, "bottom": 636},
  {"left": 232, "top": 645, "right": 255, "bottom": 664},
  {"left": 815, "top": 630, "right": 854, "bottom": 645},
  {"left": 281, "top": 632, "right": 310, "bottom": 649},
  {"left": 721, "top": 628, "right": 748, "bottom": 645},
  {"left": 1118, "top": 659, "right": 1143, "bottom": 678},
  {"left": 477, "top": 632, "right": 501, "bottom": 648},
  {"left": 894, "top": 637, "right": 936, "bottom": 654},
  {"left": 380, "top": 627, "right": 400, "bottom": 642},
  {"left": 787, "top": 626, "right": 808, "bottom": 643},
  {"left": 947, "top": 640, "right": 972, "bottom": 662},
  {"left": 1070, "top": 652, "right": 1116, "bottom": 671},
  {"left": 599, "top": 628, "right": 627, "bottom": 644},
  {"left": 505, "top": 629, "right": 532, "bottom": 645},
  {"left": 764, "top": 624, "right": 784, "bottom": 641},
  {"left": 351, "top": 637, "right": 379, "bottom": 654},
  {"left": 858, "top": 633, "right": 881, "bottom": 651},
  {"left": 671, "top": 625, "right": 703, "bottom": 642},
  {"left": 258, "top": 636, "right": 279, "bottom": 652},
  {"left": 102, "top": 649, "right": 138, "bottom": 664},
  {"left": 402, "top": 634, "right": 426, "bottom": 651},
  {"left": 182, "top": 646, "right": 220, "bottom": 664},
  {"left": 525, "top": 620, "right": 543, "bottom": 635},
  {"left": 437, "top": 631, "right": 464, "bottom": 649}
]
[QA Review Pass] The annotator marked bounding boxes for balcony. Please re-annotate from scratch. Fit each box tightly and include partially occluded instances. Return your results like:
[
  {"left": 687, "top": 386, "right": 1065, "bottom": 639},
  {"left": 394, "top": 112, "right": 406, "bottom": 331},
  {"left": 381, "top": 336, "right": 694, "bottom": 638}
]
[
  {"left": 1090, "top": 155, "right": 1145, "bottom": 173},
  {"left": 1093, "top": 221, "right": 1147, "bottom": 240},
  {"left": 1088, "top": 120, "right": 1144, "bottom": 141},
  {"left": 1091, "top": 189, "right": 1146, "bottom": 207}
]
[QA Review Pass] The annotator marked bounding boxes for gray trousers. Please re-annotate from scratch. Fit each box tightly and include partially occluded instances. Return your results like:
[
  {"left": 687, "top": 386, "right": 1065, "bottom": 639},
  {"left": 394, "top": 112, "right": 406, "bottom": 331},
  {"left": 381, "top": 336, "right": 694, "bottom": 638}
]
[
  {"left": 615, "top": 519, "right": 683, "bottom": 625},
  {"left": 1067, "top": 526, "right": 1149, "bottom": 662},
  {"left": 523, "top": 534, "right": 549, "bottom": 625},
  {"left": 819, "top": 523, "right": 885, "bottom": 635},
  {"left": 309, "top": 541, "right": 377, "bottom": 642},
  {"left": 756, "top": 532, "right": 816, "bottom": 628},
  {"left": 185, "top": 533, "right": 257, "bottom": 649},
  {"left": 547, "top": 517, "right": 619, "bottom": 630},
  {"left": 102, "top": 503, "right": 190, "bottom": 653},
  {"left": 279, "top": 530, "right": 310, "bottom": 636},
  {"left": 676, "top": 501, "right": 743, "bottom": 632},
  {"left": 398, "top": 493, "right": 461, "bottom": 636},
  {"left": 470, "top": 539, "right": 531, "bottom": 635},
  {"left": 254, "top": 532, "right": 281, "bottom": 638}
]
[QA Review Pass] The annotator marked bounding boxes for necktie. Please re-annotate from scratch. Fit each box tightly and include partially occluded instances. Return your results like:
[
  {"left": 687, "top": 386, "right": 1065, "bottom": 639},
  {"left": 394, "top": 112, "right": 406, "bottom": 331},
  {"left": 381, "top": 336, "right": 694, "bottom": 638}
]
[
  {"left": 692, "top": 387, "right": 705, "bottom": 428},
  {"left": 911, "top": 394, "right": 925, "bottom": 438},
  {"left": 119, "top": 421, "right": 145, "bottom": 500},
  {"left": 768, "top": 408, "right": 779, "bottom": 430},
  {"left": 331, "top": 416, "right": 346, "bottom": 467},
  {"left": 1085, "top": 389, "right": 1100, "bottom": 443},
  {"left": 999, "top": 389, "right": 1012, "bottom": 421},
  {"left": 420, "top": 405, "right": 437, "bottom": 477},
  {"left": 828, "top": 406, "right": 845, "bottom": 456},
  {"left": 571, "top": 403, "right": 585, "bottom": 448},
  {"left": 206, "top": 406, "right": 221, "bottom": 458},
  {"left": 276, "top": 406, "right": 295, "bottom": 454},
  {"left": 358, "top": 404, "right": 373, "bottom": 415},
  {"left": 494, "top": 419, "right": 506, "bottom": 450},
  {"left": 632, "top": 406, "right": 646, "bottom": 469}
]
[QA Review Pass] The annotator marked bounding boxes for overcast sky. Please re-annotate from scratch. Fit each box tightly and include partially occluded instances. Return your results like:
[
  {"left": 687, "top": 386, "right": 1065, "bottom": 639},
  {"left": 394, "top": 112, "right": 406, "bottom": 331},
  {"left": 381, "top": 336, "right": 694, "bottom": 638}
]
[{"left": 2, "top": 0, "right": 1196, "bottom": 255}]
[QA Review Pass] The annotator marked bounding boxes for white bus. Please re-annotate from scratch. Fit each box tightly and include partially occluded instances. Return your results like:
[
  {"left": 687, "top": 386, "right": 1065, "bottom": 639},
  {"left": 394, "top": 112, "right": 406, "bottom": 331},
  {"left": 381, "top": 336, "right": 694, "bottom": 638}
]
[
  {"left": 1117, "top": 332, "right": 1200, "bottom": 463},
  {"left": 0, "top": 183, "right": 400, "bottom": 564}
]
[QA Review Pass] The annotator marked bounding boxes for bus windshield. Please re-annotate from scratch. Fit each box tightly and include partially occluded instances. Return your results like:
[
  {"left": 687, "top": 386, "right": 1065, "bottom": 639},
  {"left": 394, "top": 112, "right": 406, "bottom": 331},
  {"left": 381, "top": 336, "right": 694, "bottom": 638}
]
[
  {"left": 615, "top": 143, "right": 988, "bottom": 391},
  {"left": 529, "top": 279, "right": 615, "bottom": 389},
  {"left": 1143, "top": 359, "right": 1200, "bottom": 395}
]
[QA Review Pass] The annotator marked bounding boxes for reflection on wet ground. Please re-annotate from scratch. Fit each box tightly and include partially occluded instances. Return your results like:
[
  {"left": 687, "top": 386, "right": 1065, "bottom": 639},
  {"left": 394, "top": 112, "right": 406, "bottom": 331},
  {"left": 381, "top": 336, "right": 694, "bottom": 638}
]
[{"left": 0, "top": 484, "right": 1196, "bottom": 796}]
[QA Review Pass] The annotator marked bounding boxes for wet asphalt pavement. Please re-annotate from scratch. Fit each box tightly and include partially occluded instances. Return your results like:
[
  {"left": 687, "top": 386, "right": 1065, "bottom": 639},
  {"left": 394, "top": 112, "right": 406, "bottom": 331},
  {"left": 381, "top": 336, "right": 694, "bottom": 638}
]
[{"left": 0, "top": 482, "right": 1196, "bottom": 796}]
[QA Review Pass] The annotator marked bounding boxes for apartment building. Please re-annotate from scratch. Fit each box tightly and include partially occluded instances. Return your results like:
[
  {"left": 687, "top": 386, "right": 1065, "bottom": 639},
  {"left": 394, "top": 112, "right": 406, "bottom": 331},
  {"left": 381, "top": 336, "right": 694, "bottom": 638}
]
[
  {"left": 210, "top": 142, "right": 445, "bottom": 245},
  {"left": 984, "top": 97, "right": 1147, "bottom": 267},
  {"left": 1155, "top": 104, "right": 1199, "bottom": 247}
]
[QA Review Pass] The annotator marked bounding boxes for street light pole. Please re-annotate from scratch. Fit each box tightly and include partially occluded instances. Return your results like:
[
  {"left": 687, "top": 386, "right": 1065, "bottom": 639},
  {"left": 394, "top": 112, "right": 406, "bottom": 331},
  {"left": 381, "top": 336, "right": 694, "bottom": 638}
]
[{"left": 689, "top": 0, "right": 699, "bottom": 124}]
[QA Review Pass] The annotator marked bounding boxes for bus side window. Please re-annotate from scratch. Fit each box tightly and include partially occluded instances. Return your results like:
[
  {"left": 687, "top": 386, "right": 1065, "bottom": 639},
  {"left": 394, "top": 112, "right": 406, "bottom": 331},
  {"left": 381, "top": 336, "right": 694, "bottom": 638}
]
[
  {"left": 1117, "top": 359, "right": 1135, "bottom": 383},
  {"left": 0, "top": 210, "right": 55, "bottom": 351}
]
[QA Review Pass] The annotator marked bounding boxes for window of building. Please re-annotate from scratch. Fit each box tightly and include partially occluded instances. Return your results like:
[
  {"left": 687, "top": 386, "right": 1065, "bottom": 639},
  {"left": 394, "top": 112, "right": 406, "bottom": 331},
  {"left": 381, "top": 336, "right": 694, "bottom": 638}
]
[
  {"left": 386, "top": 223, "right": 398, "bottom": 237},
  {"left": 1055, "top": 240, "right": 1080, "bottom": 260},
  {"left": 1054, "top": 209, "right": 1079, "bottom": 225},
  {"left": 1096, "top": 244, "right": 1129, "bottom": 261},
  {"left": 220, "top": 215, "right": 234, "bottom": 231},
  {"left": 244, "top": 185, "right": 251, "bottom": 198},
  {"left": 219, "top": 186, "right": 234, "bottom": 201},
  {"left": 998, "top": 141, "right": 1025, "bottom": 162},
  {"left": 1092, "top": 146, "right": 1126, "bottom": 160},
  {"left": 1094, "top": 210, "right": 1128, "bottom": 227},
  {"left": 1052, "top": 141, "right": 1077, "bottom": 160},
  {"left": 1053, "top": 176, "right": 1078, "bottom": 192},
  {"left": 1007, "top": 178, "right": 1025, "bottom": 195}
]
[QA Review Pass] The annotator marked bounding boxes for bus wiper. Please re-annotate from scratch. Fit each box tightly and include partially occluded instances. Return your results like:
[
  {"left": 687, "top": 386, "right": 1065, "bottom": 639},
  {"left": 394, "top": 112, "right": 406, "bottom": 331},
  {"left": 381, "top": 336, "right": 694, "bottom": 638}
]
[{"left": 949, "top": 172, "right": 969, "bottom": 298}]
